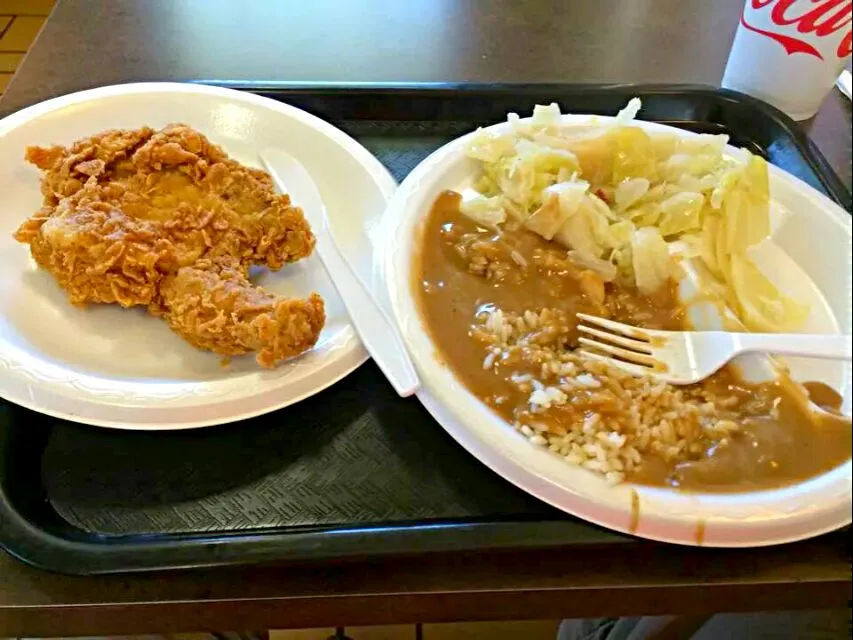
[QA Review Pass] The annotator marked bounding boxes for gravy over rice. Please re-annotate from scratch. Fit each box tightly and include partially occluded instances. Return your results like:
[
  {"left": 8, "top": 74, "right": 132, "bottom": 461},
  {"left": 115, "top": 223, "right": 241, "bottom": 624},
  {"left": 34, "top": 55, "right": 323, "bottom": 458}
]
[{"left": 414, "top": 191, "right": 851, "bottom": 492}]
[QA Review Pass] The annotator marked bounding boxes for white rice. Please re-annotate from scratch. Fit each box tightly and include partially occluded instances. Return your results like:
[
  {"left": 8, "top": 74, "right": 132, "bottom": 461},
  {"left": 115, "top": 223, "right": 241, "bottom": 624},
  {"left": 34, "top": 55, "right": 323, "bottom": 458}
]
[{"left": 474, "top": 307, "right": 741, "bottom": 485}]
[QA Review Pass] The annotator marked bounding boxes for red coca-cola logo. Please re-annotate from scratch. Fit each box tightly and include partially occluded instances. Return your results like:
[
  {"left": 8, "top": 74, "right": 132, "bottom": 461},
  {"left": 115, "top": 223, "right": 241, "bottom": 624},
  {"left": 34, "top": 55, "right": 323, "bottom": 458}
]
[{"left": 742, "top": 0, "right": 852, "bottom": 60}]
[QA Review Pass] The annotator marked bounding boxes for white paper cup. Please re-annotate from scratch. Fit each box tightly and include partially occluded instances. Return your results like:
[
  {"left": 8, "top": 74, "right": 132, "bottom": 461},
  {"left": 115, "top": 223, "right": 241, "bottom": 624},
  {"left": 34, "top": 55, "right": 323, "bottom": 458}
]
[{"left": 722, "top": 0, "right": 852, "bottom": 120}]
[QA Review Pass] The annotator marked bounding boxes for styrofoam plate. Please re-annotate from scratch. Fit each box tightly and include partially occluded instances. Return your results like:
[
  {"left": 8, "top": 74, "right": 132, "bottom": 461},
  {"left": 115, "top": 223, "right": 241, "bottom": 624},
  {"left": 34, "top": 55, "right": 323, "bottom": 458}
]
[
  {"left": 377, "top": 113, "right": 852, "bottom": 547},
  {"left": 0, "top": 83, "right": 396, "bottom": 429}
]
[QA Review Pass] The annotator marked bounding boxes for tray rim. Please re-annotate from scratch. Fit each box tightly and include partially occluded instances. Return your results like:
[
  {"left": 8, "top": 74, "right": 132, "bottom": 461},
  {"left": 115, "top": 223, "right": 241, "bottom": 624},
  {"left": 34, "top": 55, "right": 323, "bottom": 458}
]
[
  {"left": 1, "top": 82, "right": 850, "bottom": 575},
  {"left": 0, "top": 493, "right": 628, "bottom": 575},
  {"left": 196, "top": 80, "right": 851, "bottom": 211}
]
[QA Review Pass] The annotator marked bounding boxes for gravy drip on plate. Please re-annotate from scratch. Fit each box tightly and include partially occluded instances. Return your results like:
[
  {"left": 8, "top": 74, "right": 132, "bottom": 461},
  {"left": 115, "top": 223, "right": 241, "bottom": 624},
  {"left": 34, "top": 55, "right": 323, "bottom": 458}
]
[{"left": 414, "top": 191, "right": 851, "bottom": 492}]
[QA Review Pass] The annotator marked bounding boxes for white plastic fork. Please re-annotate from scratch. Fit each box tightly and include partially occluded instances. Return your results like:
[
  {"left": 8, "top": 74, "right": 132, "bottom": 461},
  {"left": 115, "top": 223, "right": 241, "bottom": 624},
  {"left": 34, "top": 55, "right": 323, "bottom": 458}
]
[{"left": 576, "top": 313, "right": 853, "bottom": 385}]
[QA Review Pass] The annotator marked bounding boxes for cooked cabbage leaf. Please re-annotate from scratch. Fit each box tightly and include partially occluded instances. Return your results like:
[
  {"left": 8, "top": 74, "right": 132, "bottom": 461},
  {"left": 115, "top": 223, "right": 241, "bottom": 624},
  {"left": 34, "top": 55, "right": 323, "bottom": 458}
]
[
  {"left": 632, "top": 227, "right": 674, "bottom": 295},
  {"left": 460, "top": 100, "right": 809, "bottom": 332},
  {"left": 459, "top": 192, "right": 506, "bottom": 228}
]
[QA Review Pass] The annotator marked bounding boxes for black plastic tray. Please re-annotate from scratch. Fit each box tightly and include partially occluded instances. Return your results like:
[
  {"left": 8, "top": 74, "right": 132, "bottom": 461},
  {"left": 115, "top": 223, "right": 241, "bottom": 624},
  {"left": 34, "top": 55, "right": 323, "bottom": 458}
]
[{"left": 1, "top": 84, "right": 850, "bottom": 575}]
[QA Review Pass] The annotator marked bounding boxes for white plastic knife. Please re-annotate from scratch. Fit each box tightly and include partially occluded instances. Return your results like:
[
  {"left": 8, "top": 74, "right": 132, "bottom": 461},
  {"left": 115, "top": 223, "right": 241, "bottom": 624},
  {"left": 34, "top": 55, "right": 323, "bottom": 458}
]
[{"left": 259, "top": 149, "right": 420, "bottom": 397}]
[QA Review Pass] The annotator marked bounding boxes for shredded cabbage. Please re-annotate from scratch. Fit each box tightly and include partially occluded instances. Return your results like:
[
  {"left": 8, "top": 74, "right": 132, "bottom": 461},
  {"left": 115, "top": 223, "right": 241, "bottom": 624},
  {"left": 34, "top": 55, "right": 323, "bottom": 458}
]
[
  {"left": 614, "top": 97, "right": 642, "bottom": 125},
  {"left": 612, "top": 127, "right": 657, "bottom": 183},
  {"left": 456, "top": 99, "right": 809, "bottom": 331},
  {"left": 615, "top": 178, "right": 650, "bottom": 211},
  {"left": 657, "top": 192, "right": 705, "bottom": 236},
  {"left": 532, "top": 103, "right": 562, "bottom": 126},
  {"left": 525, "top": 179, "right": 588, "bottom": 239},
  {"left": 632, "top": 227, "right": 673, "bottom": 295},
  {"left": 730, "top": 252, "right": 810, "bottom": 332},
  {"left": 553, "top": 193, "right": 620, "bottom": 260},
  {"left": 567, "top": 250, "right": 618, "bottom": 282},
  {"left": 459, "top": 191, "right": 506, "bottom": 228}
]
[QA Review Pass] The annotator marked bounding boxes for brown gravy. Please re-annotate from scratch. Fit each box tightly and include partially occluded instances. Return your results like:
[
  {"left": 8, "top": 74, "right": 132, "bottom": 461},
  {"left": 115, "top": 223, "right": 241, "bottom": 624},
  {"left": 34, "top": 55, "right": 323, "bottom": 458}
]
[
  {"left": 414, "top": 191, "right": 851, "bottom": 493},
  {"left": 802, "top": 381, "right": 844, "bottom": 414}
]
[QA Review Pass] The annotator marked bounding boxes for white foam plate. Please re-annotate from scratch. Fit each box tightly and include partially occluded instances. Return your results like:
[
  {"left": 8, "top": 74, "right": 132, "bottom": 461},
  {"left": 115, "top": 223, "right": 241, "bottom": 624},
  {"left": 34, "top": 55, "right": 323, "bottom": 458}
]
[
  {"left": 0, "top": 83, "right": 396, "bottom": 429},
  {"left": 377, "top": 113, "right": 852, "bottom": 547}
]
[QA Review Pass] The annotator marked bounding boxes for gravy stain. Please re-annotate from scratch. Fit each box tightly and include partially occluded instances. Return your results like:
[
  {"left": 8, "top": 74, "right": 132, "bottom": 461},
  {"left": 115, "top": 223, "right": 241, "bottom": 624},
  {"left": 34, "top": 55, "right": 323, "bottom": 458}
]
[
  {"left": 695, "top": 519, "right": 706, "bottom": 546},
  {"left": 629, "top": 489, "right": 641, "bottom": 534},
  {"left": 802, "top": 381, "right": 844, "bottom": 414}
]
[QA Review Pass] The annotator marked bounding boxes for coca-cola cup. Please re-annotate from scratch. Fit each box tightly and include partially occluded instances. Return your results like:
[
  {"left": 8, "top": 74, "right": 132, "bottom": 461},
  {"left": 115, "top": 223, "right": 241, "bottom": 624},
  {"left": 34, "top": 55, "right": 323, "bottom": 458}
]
[{"left": 722, "top": 0, "right": 852, "bottom": 120}]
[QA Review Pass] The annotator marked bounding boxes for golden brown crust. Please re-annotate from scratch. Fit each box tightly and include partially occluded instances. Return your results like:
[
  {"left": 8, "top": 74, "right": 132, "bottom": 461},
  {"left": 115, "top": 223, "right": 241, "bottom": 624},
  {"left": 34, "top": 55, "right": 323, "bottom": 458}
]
[
  {"left": 159, "top": 258, "right": 325, "bottom": 368},
  {"left": 14, "top": 124, "right": 324, "bottom": 366}
]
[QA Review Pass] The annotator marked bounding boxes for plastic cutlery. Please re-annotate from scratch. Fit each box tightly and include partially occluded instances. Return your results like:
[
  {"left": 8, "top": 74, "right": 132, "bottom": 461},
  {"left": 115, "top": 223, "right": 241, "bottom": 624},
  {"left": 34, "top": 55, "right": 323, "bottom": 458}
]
[
  {"left": 577, "top": 312, "right": 852, "bottom": 386},
  {"left": 259, "top": 149, "right": 420, "bottom": 397}
]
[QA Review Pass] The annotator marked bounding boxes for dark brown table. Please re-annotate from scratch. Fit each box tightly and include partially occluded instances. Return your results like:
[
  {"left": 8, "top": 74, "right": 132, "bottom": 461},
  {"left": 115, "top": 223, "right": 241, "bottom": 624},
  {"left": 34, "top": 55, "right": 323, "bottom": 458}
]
[{"left": 0, "top": 0, "right": 851, "bottom": 636}]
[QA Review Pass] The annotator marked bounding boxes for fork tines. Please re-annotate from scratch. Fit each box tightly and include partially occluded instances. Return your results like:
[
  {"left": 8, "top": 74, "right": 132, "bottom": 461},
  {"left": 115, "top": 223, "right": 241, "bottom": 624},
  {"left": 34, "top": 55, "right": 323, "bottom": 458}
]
[{"left": 575, "top": 313, "right": 659, "bottom": 370}]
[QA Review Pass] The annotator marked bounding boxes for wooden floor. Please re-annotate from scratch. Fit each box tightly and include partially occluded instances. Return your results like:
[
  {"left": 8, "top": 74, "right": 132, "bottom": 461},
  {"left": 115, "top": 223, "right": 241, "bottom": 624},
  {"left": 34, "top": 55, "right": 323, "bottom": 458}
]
[
  {"left": 0, "top": 0, "right": 55, "bottom": 96},
  {"left": 271, "top": 622, "right": 561, "bottom": 639}
]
